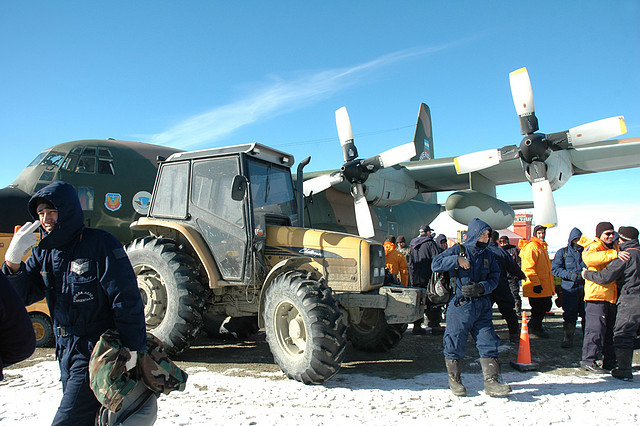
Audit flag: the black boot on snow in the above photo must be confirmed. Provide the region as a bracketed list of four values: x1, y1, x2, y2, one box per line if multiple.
[444, 358, 467, 397]
[611, 347, 634, 381]
[480, 357, 511, 397]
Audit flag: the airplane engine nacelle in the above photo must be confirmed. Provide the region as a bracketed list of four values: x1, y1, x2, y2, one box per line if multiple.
[544, 150, 574, 191]
[445, 190, 515, 230]
[523, 150, 574, 191]
[363, 169, 420, 207]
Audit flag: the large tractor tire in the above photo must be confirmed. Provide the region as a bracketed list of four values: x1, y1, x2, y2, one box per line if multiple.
[263, 270, 347, 384]
[30, 312, 54, 348]
[347, 308, 404, 352]
[125, 237, 207, 356]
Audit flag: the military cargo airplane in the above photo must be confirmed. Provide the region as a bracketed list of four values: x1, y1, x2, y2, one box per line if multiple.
[1, 67, 639, 244]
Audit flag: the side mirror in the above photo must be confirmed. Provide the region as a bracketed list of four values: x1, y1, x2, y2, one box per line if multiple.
[231, 175, 248, 201]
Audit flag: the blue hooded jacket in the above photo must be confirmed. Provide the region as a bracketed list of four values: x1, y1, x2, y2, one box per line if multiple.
[551, 227, 586, 291]
[3, 181, 146, 351]
[432, 218, 500, 300]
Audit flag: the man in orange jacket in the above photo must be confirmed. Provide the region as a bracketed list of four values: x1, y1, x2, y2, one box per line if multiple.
[579, 221, 630, 373]
[520, 225, 555, 338]
[384, 235, 409, 286]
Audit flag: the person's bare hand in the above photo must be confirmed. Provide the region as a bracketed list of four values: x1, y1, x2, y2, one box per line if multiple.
[618, 251, 631, 262]
[457, 256, 470, 269]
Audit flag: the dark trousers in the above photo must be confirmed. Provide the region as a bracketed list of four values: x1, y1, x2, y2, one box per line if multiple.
[490, 283, 519, 323]
[426, 299, 443, 327]
[562, 286, 585, 325]
[528, 296, 552, 331]
[53, 343, 101, 425]
[582, 301, 617, 366]
[508, 278, 522, 313]
[613, 293, 640, 349]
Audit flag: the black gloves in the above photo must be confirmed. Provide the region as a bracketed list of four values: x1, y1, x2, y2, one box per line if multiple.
[461, 282, 485, 298]
[533, 285, 543, 294]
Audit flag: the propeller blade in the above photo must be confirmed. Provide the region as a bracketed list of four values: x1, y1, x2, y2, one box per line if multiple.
[378, 142, 416, 168]
[567, 116, 627, 146]
[361, 142, 417, 173]
[335, 107, 358, 162]
[303, 172, 344, 197]
[352, 183, 375, 238]
[531, 179, 557, 228]
[454, 149, 501, 174]
[509, 67, 539, 134]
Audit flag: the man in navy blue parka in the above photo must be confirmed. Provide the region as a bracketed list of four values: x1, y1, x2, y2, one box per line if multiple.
[432, 218, 510, 397]
[2, 181, 146, 425]
[551, 227, 586, 348]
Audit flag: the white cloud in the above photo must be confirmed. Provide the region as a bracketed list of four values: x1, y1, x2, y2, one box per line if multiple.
[144, 43, 465, 149]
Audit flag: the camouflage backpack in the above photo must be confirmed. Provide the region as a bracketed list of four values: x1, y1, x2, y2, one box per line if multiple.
[90, 329, 188, 412]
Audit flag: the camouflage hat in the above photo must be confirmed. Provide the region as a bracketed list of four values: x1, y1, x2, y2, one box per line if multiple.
[89, 329, 138, 412]
[138, 333, 188, 394]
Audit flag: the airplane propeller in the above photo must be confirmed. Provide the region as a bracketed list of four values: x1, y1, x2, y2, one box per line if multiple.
[454, 67, 627, 227]
[304, 106, 416, 238]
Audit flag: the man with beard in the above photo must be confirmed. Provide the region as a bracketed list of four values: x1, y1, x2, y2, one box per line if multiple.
[582, 226, 639, 380]
[520, 225, 555, 338]
[579, 222, 630, 372]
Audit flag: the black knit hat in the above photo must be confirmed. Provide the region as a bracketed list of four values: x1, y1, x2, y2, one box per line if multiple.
[595, 222, 614, 237]
[618, 226, 639, 241]
[533, 225, 546, 235]
[35, 198, 56, 213]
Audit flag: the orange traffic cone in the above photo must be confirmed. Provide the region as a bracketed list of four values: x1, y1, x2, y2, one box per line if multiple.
[510, 311, 538, 371]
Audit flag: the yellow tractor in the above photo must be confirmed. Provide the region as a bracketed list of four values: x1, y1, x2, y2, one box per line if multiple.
[126, 143, 425, 384]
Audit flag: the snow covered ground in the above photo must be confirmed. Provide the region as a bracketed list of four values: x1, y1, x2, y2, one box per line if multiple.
[1, 351, 638, 425]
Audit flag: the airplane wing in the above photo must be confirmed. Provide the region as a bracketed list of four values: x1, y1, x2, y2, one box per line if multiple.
[401, 136, 640, 192]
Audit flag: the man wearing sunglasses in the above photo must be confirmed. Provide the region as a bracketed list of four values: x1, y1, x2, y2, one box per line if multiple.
[580, 222, 630, 373]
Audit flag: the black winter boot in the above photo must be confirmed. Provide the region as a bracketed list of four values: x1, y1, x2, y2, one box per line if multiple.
[479, 358, 511, 396]
[412, 319, 426, 335]
[561, 322, 576, 348]
[444, 358, 467, 396]
[611, 347, 634, 381]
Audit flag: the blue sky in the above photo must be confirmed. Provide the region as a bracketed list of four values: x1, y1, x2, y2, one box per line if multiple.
[1, 1, 638, 248]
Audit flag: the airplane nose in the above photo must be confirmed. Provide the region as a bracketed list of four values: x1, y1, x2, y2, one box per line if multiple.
[0, 186, 33, 232]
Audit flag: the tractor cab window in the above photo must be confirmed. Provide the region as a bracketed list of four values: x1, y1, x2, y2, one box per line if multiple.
[150, 161, 189, 219]
[247, 158, 296, 221]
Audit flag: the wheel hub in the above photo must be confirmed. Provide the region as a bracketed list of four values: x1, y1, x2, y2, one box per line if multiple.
[274, 301, 307, 356]
[134, 264, 168, 328]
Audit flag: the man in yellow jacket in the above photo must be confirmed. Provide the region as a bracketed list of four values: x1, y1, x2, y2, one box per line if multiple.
[520, 225, 555, 338]
[384, 235, 409, 286]
[579, 221, 630, 373]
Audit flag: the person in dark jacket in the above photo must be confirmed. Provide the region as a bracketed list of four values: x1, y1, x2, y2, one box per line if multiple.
[582, 226, 640, 381]
[551, 227, 587, 348]
[488, 231, 525, 343]
[0, 271, 36, 380]
[2, 181, 146, 425]
[409, 224, 442, 335]
[499, 235, 523, 314]
[432, 218, 511, 397]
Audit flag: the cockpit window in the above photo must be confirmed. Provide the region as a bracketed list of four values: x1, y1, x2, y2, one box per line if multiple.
[75, 156, 96, 174]
[41, 151, 66, 167]
[98, 147, 113, 158]
[27, 151, 47, 167]
[61, 146, 115, 175]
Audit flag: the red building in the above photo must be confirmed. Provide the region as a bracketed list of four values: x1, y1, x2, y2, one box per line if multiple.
[513, 213, 533, 240]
